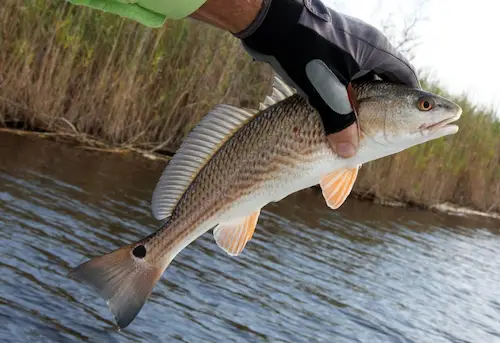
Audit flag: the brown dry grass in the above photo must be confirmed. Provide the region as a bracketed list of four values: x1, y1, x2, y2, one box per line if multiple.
[0, 0, 271, 154]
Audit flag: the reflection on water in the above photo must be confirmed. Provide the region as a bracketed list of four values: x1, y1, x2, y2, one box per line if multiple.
[2, 132, 500, 343]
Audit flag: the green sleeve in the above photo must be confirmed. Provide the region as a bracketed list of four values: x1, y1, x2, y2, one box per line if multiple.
[67, 0, 208, 27]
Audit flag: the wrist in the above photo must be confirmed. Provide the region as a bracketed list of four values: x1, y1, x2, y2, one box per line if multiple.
[189, 0, 264, 33]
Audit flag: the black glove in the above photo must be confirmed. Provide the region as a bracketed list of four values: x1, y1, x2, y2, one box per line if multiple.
[234, 0, 420, 135]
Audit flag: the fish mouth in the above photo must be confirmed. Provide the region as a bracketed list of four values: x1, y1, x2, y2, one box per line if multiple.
[421, 113, 462, 136]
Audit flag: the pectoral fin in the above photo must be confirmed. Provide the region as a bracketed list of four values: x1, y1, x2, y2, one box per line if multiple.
[319, 166, 360, 209]
[213, 210, 261, 256]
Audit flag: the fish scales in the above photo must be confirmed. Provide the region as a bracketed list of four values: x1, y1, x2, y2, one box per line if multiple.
[152, 94, 325, 253]
[69, 74, 463, 329]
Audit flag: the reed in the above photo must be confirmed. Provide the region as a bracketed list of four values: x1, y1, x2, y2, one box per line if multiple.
[0, 0, 271, 153]
[1, 0, 498, 213]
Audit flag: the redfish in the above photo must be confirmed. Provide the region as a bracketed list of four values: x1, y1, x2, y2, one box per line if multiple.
[70, 75, 462, 329]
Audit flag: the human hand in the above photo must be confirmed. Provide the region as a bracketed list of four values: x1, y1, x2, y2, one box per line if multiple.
[235, 0, 420, 158]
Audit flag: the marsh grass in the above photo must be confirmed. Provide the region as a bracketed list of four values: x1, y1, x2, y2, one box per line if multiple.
[0, 0, 271, 152]
[1, 0, 499, 212]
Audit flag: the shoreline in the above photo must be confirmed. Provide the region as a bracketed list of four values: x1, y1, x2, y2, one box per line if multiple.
[3, 127, 500, 222]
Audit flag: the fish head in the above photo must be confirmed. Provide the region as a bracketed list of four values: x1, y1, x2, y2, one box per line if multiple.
[354, 81, 462, 154]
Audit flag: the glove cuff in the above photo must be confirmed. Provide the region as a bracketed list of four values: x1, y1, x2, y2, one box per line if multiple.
[234, 0, 303, 54]
[233, 0, 272, 39]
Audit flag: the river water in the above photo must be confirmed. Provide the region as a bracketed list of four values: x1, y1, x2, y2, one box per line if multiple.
[2, 132, 500, 343]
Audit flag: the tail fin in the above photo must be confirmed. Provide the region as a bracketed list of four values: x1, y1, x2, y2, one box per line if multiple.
[69, 243, 168, 329]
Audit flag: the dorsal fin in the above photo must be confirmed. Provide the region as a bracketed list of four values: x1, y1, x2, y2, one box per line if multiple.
[151, 73, 297, 221]
[259, 73, 297, 111]
[151, 104, 258, 220]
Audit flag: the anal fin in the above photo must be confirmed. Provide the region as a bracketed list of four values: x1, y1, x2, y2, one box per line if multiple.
[319, 166, 360, 209]
[213, 210, 261, 256]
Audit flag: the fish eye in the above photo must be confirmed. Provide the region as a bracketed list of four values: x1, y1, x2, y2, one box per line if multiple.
[417, 97, 434, 111]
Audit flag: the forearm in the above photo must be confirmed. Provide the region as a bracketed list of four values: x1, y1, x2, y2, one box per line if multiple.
[189, 0, 263, 33]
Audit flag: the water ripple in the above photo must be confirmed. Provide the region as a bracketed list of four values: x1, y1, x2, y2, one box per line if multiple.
[2, 133, 500, 343]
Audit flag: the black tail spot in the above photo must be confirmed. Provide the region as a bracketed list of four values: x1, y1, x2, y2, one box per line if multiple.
[132, 245, 147, 258]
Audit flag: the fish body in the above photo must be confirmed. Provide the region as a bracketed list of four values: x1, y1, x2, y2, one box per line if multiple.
[70, 75, 462, 329]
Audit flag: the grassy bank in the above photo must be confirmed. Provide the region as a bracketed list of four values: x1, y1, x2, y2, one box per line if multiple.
[0, 0, 271, 152]
[1, 0, 499, 213]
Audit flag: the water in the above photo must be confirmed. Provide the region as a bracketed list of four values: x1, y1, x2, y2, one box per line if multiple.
[2, 132, 500, 343]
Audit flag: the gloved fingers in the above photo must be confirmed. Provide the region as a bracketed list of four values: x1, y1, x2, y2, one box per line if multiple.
[304, 59, 359, 158]
[305, 59, 353, 115]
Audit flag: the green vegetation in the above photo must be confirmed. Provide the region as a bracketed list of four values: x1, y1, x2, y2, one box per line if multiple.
[1, 0, 499, 213]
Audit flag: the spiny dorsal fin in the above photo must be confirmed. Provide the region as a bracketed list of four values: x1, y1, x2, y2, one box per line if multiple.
[213, 210, 261, 256]
[259, 73, 296, 111]
[151, 105, 258, 220]
[319, 166, 360, 210]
